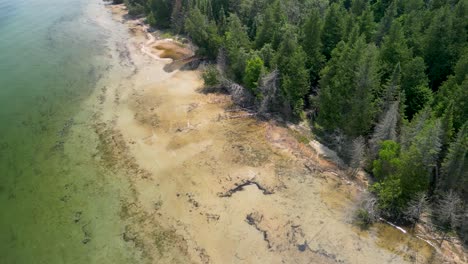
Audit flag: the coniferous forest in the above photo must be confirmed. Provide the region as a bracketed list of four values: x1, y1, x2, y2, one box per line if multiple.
[118, 0, 467, 244]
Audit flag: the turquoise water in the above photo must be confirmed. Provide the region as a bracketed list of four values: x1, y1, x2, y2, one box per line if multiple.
[0, 0, 136, 263]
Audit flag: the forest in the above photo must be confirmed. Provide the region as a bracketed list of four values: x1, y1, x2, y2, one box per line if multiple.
[116, 0, 467, 245]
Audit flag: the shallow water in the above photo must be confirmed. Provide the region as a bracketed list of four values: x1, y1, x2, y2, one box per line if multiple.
[0, 0, 136, 263]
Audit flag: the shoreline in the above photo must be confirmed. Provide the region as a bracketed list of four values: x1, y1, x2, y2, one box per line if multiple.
[90, 3, 463, 263]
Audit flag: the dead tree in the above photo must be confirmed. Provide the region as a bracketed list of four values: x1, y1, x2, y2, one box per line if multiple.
[403, 192, 429, 228]
[369, 101, 399, 158]
[349, 136, 366, 178]
[433, 190, 463, 245]
[354, 192, 380, 228]
[257, 69, 280, 115]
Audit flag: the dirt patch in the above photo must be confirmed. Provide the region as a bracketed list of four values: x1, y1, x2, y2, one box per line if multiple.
[150, 40, 193, 61]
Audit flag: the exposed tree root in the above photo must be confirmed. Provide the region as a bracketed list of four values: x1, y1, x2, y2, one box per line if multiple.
[245, 212, 273, 250]
[218, 180, 273, 197]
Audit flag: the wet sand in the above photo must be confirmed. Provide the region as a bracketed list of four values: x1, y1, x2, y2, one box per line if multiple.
[88, 3, 449, 264]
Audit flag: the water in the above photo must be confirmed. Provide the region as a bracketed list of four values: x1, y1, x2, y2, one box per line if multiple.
[0, 0, 136, 263]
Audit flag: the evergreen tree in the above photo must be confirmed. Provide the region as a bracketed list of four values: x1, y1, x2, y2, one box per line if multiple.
[321, 3, 345, 59]
[374, 0, 397, 45]
[348, 41, 379, 136]
[351, 0, 367, 17]
[440, 101, 455, 153]
[184, 7, 222, 59]
[401, 57, 432, 120]
[301, 8, 324, 85]
[399, 119, 442, 200]
[424, 6, 455, 88]
[370, 102, 399, 157]
[400, 107, 431, 150]
[147, 0, 173, 28]
[379, 21, 411, 80]
[357, 7, 376, 43]
[224, 13, 251, 81]
[318, 36, 379, 136]
[276, 28, 309, 117]
[439, 122, 468, 198]
[243, 55, 264, 96]
[372, 140, 401, 181]
[255, 0, 286, 49]
[434, 51, 468, 130]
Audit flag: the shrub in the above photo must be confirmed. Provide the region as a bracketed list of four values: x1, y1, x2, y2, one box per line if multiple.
[202, 65, 220, 87]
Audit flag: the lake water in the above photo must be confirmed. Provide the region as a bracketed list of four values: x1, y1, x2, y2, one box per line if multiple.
[0, 0, 137, 263]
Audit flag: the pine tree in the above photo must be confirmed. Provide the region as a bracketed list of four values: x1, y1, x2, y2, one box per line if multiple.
[184, 7, 221, 59]
[440, 102, 455, 153]
[370, 102, 399, 157]
[374, 1, 397, 45]
[348, 41, 379, 136]
[349, 136, 366, 177]
[434, 51, 468, 130]
[379, 21, 411, 80]
[318, 36, 379, 136]
[404, 192, 429, 226]
[301, 8, 324, 85]
[255, 0, 285, 49]
[400, 107, 431, 150]
[399, 119, 442, 200]
[424, 6, 455, 88]
[351, 0, 368, 17]
[321, 3, 345, 59]
[439, 122, 468, 197]
[357, 7, 376, 43]
[318, 40, 355, 132]
[148, 0, 173, 28]
[401, 57, 432, 120]
[276, 28, 309, 117]
[434, 190, 463, 238]
[224, 13, 251, 81]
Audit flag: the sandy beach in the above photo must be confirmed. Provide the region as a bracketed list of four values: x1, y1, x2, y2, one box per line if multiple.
[83, 3, 461, 263]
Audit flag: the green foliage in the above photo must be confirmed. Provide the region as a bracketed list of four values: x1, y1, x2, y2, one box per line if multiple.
[224, 13, 251, 82]
[276, 29, 310, 117]
[379, 21, 411, 80]
[318, 36, 379, 136]
[374, 0, 397, 45]
[357, 7, 376, 43]
[321, 3, 345, 59]
[184, 7, 221, 59]
[434, 51, 468, 130]
[355, 208, 372, 228]
[424, 6, 456, 88]
[372, 140, 401, 181]
[243, 56, 264, 96]
[202, 65, 221, 87]
[371, 176, 404, 216]
[399, 119, 442, 199]
[401, 57, 432, 119]
[439, 122, 468, 198]
[147, 0, 172, 28]
[255, 0, 286, 49]
[301, 8, 325, 84]
[258, 44, 275, 69]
